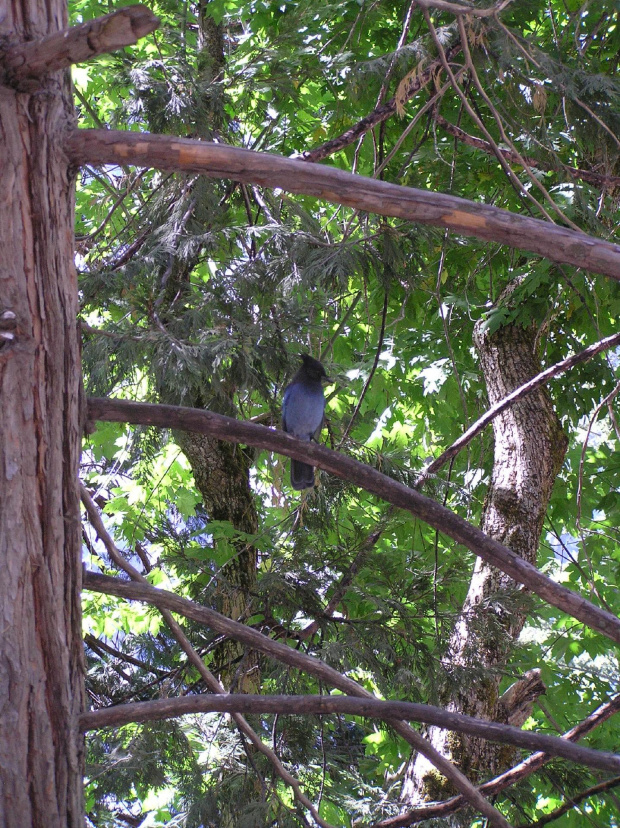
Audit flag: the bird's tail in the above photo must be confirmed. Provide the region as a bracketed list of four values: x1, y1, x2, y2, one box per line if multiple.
[291, 459, 315, 490]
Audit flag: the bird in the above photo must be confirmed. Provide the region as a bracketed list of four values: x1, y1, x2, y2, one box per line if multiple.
[282, 354, 328, 490]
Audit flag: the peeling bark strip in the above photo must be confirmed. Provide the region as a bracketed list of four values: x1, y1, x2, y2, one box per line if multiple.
[86, 397, 620, 645]
[0, 1, 84, 825]
[66, 130, 620, 281]
[77, 684, 620, 774]
[1, 5, 159, 91]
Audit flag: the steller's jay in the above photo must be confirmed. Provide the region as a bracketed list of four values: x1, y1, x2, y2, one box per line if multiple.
[282, 354, 328, 490]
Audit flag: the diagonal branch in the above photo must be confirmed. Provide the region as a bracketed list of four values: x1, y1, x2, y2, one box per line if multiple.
[82, 571, 511, 827]
[421, 330, 620, 480]
[434, 114, 620, 190]
[65, 130, 620, 281]
[372, 693, 620, 825]
[302, 44, 463, 164]
[86, 396, 620, 646]
[514, 775, 620, 828]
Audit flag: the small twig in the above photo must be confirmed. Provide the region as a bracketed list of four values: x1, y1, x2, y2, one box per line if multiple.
[455, 15, 581, 231]
[300, 520, 389, 640]
[423, 12, 553, 221]
[376, 0, 419, 107]
[340, 288, 389, 444]
[576, 379, 620, 599]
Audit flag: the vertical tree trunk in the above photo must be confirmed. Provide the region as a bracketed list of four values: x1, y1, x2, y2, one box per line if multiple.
[402, 315, 567, 806]
[177, 431, 260, 693]
[0, 2, 84, 826]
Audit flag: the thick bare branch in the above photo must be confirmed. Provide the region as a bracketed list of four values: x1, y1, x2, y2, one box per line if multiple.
[86, 396, 620, 646]
[82, 571, 511, 828]
[79, 684, 620, 774]
[66, 130, 620, 281]
[1, 5, 158, 91]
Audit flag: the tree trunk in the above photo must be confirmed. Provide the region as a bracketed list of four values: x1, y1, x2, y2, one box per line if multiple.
[402, 316, 567, 806]
[177, 431, 260, 692]
[0, 3, 84, 826]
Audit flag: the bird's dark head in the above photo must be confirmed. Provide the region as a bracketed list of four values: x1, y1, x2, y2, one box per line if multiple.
[300, 353, 328, 382]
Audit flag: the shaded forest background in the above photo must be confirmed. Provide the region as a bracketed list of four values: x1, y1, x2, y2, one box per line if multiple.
[66, 0, 620, 826]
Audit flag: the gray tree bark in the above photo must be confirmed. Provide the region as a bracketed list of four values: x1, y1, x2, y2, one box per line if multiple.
[402, 313, 568, 806]
[0, 2, 84, 825]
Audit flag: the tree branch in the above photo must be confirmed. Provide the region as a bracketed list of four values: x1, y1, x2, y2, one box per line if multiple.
[1, 6, 159, 91]
[78, 681, 620, 774]
[434, 114, 620, 191]
[86, 396, 620, 646]
[65, 130, 620, 281]
[421, 330, 620, 479]
[82, 570, 512, 828]
[373, 693, 620, 825]
[514, 775, 620, 828]
[80, 485, 337, 828]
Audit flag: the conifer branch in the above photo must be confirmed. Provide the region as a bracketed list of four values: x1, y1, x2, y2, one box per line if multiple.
[1, 6, 158, 91]
[66, 129, 620, 281]
[86, 396, 620, 646]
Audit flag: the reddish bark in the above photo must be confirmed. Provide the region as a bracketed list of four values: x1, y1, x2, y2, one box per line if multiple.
[0, 1, 84, 824]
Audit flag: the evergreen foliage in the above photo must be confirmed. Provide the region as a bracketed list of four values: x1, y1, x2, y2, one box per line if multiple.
[74, 0, 620, 824]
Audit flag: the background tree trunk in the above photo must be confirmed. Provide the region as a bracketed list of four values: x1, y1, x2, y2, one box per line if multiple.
[0, 2, 84, 825]
[402, 312, 568, 806]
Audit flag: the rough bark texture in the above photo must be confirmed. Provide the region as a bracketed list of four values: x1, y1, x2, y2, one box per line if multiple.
[0, 2, 84, 826]
[402, 318, 568, 805]
[2, 5, 159, 91]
